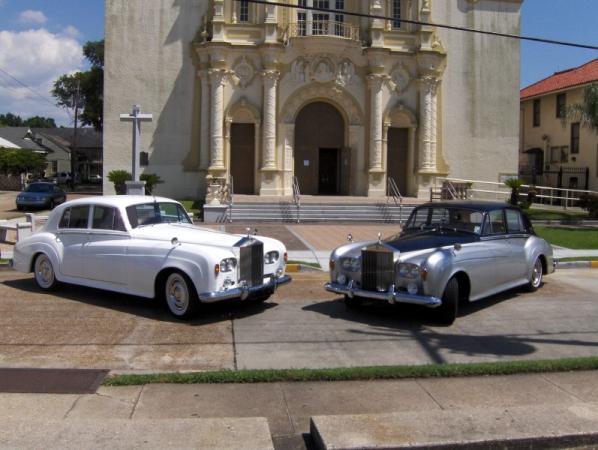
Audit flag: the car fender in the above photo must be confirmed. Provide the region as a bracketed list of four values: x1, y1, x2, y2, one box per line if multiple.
[14, 238, 61, 277]
[525, 235, 553, 276]
[422, 248, 461, 299]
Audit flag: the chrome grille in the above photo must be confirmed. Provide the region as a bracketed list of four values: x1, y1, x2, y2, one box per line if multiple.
[240, 240, 264, 287]
[362, 246, 394, 292]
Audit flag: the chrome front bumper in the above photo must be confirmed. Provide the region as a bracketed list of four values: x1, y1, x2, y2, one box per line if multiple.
[325, 281, 442, 308]
[199, 274, 292, 303]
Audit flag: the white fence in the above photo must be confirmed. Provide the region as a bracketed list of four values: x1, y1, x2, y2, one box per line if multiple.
[434, 177, 597, 210]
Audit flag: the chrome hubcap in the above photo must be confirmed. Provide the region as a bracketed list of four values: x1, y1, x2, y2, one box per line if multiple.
[35, 255, 54, 288]
[166, 274, 189, 315]
[531, 259, 542, 288]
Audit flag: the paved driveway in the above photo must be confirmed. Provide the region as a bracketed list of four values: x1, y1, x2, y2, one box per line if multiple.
[0, 269, 597, 372]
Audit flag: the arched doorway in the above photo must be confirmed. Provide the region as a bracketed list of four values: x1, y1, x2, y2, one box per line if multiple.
[294, 102, 345, 195]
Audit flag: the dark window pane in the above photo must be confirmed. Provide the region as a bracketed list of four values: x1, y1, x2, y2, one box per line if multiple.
[533, 99, 541, 127]
[571, 122, 580, 154]
[488, 210, 506, 234]
[61, 205, 89, 229]
[393, 0, 401, 28]
[506, 209, 523, 233]
[556, 93, 566, 118]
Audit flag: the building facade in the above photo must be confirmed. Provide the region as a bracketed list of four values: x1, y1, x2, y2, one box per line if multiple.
[104, 0, 522, 200]
[520, 58, 598, 192]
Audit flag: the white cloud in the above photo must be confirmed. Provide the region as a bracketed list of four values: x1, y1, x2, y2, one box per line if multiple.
[0, 29, 84, 126]
[19, 10, 48, 25]
[62, 25, 82, 39]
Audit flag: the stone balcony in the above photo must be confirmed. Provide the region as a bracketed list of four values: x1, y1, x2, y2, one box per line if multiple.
[285, 21, 360, 42]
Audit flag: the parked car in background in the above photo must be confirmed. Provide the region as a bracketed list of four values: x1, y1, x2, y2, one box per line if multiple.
[326, 201, 555, 325]
[51, 172, 73, 184]
[16, 182, 66, 211]
[13, 196, 291, 319]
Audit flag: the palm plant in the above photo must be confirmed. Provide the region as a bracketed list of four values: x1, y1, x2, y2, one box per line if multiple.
[504, 177, 523, 206]
[566, 83, 598, 132]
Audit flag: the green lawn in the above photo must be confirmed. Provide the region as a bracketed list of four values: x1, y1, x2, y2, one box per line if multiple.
[287, 260, 322, 269]
[525, 209, 588, 221]
[178, 200, 203, 216]
[535, 226, 598, 249]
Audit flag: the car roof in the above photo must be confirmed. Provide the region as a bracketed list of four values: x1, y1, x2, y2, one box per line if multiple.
[59, 195, 178, 208]
[417, 200, 514, 212]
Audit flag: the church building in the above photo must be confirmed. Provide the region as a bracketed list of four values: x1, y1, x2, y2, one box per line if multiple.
[104, 0, 522, 201]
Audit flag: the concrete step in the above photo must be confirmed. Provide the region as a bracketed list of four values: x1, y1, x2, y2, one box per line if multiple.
[226, 201, 420, 223]
[0, 418, 274, 450]
[310, 403, 598, 450]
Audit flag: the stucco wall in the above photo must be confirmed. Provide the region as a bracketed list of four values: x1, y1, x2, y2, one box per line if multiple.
[436, 0, 522, 183]
[103, 0, 208, 198]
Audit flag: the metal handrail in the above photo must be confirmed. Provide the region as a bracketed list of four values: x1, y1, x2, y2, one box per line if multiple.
[226, 175, 234, 223]
[386, 177, 403, 224]
[437, 177, 598, 210]
[286, 21, 360, 41]
[292, 176, 301, 223]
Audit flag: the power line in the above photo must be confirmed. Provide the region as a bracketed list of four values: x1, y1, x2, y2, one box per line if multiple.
[0, 66, 63, 109]
[241, 0, 598, 51]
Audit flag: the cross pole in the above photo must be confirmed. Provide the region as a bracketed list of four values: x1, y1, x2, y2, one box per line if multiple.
[119, 105, 153, 183]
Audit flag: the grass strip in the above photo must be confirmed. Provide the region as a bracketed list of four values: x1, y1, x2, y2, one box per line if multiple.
[526, 209, 588, 221]
[104, 356, 598, 386]
[287, 260, 322, 269]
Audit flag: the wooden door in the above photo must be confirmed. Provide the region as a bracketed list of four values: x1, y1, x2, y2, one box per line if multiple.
[230, 123, 255, 195]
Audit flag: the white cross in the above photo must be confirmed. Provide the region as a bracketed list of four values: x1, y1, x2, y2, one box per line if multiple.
[120, 105, 153, 182]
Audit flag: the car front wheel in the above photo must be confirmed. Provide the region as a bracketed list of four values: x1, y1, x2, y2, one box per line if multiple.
[435, 277, 459, 325]
[164, 271, 199, 319]
[526, 257, 543, 292]
[34, 254, 59, 291]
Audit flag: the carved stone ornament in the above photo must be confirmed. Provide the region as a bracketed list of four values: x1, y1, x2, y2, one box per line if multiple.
[336, 60, 357, 87]
[311, 57, 336, 83]
[390, 64, 412, 93]
[234, 57, 255, 89]
[290, 57, 309, 83]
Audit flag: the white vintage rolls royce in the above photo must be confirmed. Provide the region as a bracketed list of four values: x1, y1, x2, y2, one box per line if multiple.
[12, 196, 291, 319]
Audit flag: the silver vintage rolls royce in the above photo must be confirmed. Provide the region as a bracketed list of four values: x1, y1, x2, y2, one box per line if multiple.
[325, 201, 555, 324]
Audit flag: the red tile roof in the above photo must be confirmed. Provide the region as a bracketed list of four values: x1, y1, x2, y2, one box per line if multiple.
[520, 58, 598, 100]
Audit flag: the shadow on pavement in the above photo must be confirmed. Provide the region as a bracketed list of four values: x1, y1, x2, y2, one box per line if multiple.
[3, 277, 278, 326]
[302, 288, 598, 363]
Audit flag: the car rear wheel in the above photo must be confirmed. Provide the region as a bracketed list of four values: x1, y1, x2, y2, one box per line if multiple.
[164, 271, 199, 319]
[34, 254, 59, 291]
[49, 200, 55, 210]
[526, 257, 543, 292]
[435, 277, 459, 325]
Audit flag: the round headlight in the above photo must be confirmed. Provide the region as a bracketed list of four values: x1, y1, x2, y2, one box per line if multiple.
[337, 274, 347, 285]
[407, 282, 418, 295]
[265, 251, 279, 264]
[219, 258, 237, 273]
[341, 257, 361, 272]
[398, 263, 421, 279]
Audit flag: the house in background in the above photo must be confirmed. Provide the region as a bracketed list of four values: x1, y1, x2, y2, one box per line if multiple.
[0, 127, 103, 185]
[520, 58, 598, 192]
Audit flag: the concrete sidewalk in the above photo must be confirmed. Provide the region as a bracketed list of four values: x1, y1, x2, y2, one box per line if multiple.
[2, 371, 598, 449]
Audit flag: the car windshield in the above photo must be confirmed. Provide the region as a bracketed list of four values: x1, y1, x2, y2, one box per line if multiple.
[126, 202, 192, 228]
[403, 206, 484, 235]
[25, 183, 52, 193]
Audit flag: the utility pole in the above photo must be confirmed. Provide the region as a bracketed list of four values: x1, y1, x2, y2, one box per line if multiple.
[70, 77, 81, 190]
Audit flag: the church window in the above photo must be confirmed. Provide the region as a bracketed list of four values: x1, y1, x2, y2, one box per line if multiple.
[238, 0, 249, 22]
[392, 0, 401, 29]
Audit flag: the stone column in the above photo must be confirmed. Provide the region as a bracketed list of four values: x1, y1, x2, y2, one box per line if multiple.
[419, 76, 439, 173]
[367, 74, 385, 171]
[261, 70, 279, 170]
[198, 70, 210, 170]
[208, 69, 226, 170]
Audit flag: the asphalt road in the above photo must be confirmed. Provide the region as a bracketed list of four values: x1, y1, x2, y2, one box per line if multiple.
[0, 269, 597, 372]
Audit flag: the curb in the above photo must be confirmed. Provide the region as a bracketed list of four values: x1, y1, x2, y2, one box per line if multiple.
[557, 260, 598, 269]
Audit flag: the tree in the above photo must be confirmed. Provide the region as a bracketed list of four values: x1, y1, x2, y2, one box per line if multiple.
[0, 113, 24, 127]
[52, 40, 104, 131]
[0, 113, 57, 128]
[0, 148, 46, 176]
[566, 83, 598, 132]
[107, 170, 132, 195]
[23, 116, 57, 128]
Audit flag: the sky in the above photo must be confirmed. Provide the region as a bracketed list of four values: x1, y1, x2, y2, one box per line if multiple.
[0, 0, 597, 126]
